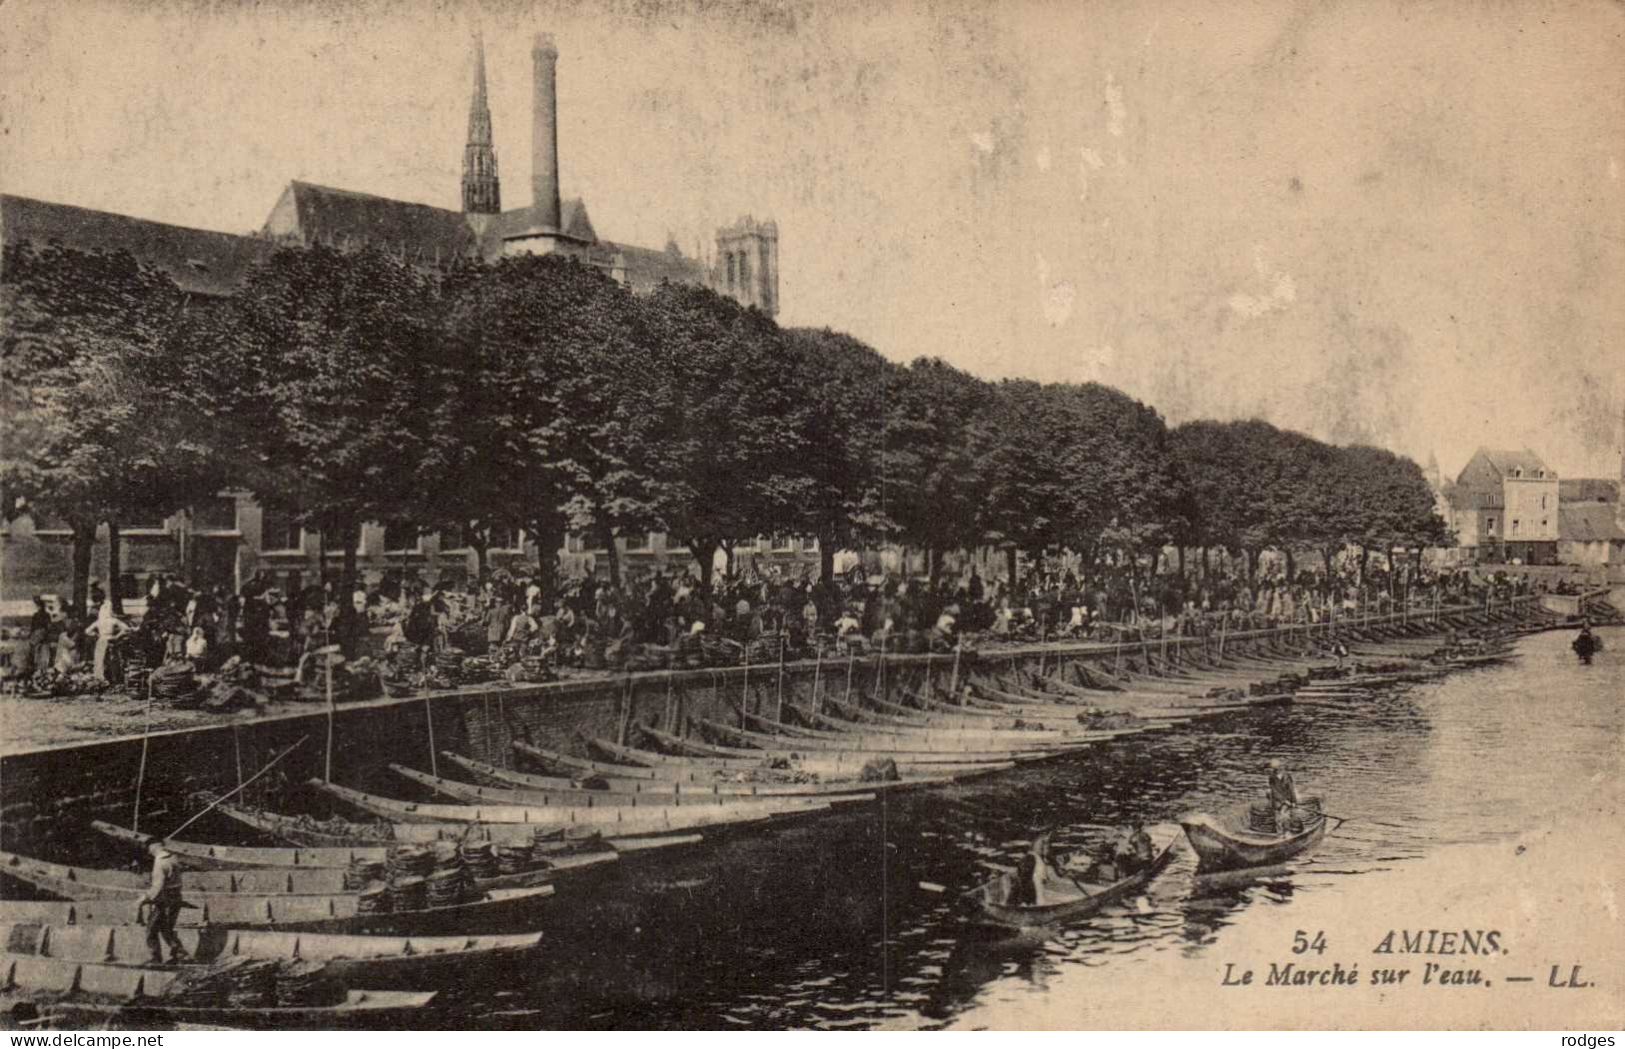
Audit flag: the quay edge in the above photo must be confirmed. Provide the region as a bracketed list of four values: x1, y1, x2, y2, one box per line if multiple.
[0, 597, 1564, 857]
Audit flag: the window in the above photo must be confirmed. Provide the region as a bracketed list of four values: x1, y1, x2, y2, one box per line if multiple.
[565, 534, 587, 554]
[771, 534, 796, 552]
[1486, 516, 1497, 534]
[383, 523, 420, 554]
[1512, 468, 1522, 478]
[440, 523, 466, 551]
[486, 526, 522, 552]
[726, 253, 736, 288]
[623, 532, 650, 551]
[740, 250, 752, 287]
[260, 507, 303, 553]
[122, 509, 169, 531]
[1541, 495, 1547, 510]
[1511, 519, 1520, 534]
[193, 496, 238, 532]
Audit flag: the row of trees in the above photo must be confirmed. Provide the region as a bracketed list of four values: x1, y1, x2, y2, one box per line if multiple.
[1, 240, 1450, 616]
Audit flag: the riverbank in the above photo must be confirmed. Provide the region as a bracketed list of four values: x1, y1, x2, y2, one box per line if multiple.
[951, 784, 1623, 1030]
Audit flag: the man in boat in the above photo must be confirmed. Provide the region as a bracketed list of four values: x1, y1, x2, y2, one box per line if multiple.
[1572, 622, 1599, 664]
[140, 841, 189, 964]
[1126, 821, 1155, 874]
[1267, 760, 1299, 836]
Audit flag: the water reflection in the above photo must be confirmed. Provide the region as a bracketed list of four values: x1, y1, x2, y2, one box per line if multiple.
[456, 626, 1621, 1029]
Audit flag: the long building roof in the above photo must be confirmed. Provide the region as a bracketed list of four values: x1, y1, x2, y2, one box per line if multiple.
[1, 193, 270, 297]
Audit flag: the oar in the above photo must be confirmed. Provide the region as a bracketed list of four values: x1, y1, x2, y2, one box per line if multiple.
[164, 735, 309, 840]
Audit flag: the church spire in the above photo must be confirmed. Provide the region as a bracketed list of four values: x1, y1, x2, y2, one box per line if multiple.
[462, 33, 500, 215]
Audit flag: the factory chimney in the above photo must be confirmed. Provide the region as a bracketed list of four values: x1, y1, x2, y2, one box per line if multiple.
[531, 33, 561, 231]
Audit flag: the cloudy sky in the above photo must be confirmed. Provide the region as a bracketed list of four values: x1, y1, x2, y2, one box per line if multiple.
[4, 0, 1622, 479]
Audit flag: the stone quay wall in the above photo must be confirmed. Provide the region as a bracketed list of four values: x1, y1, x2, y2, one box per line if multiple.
[0, 599, 1543, 858]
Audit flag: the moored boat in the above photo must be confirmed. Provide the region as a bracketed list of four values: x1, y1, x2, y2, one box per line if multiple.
[0, 882, 555, 936]
[311, 778, 844, 830]
[85, 821, 618, 884]
[388, 763, 878, 810]
[0, 921, 539, 989]
[203, 798, 697, 853]
[0, 954, 436, 1028]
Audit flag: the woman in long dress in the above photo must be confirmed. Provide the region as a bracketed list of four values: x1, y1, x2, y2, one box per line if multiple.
[86, 601, 131, 682]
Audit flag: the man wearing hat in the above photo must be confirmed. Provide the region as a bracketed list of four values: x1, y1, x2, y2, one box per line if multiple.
[140, 841, 189, 964]
[1267, 760, 1299, 837]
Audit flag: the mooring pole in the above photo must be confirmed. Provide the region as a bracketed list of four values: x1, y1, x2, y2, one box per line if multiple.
[232, 723, 244, 790]
[811, 648, 823, 711]
[843, 650, 855, 707]
[132, 673, 155, 833]
[949, 640, 963, 696]
[423, 694, 438, 777]
[775, 636, 786, 724]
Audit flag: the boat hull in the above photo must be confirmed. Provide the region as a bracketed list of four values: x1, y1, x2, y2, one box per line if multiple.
[1179, 811, 1327, 871]
[978, 844, 1177, 927]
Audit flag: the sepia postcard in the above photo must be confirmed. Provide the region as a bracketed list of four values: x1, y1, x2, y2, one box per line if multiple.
[0, 0, 1620, 1033]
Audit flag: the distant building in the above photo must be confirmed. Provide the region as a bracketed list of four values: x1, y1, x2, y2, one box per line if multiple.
[1442, 448, 1560, 565]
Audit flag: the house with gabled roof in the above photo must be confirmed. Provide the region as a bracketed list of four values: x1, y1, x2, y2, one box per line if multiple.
[1444, 448, 1560, 564]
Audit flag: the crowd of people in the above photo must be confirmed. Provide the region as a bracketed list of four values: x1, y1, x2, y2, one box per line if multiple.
[8, 555, 1553, 691]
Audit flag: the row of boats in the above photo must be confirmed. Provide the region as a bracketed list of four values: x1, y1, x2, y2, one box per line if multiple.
[0, 610, 1540, 1027]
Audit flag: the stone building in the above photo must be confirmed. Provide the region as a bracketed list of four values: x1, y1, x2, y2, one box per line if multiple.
[1441, 448, 1560, 565]
[1, 31, 808, 615]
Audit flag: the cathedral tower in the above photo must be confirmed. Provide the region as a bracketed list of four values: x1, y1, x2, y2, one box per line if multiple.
[714, 216, 779, 316]
[461, 34, 501, 215]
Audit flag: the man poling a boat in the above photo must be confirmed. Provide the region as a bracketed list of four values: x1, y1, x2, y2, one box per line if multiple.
[1572, 621, 1600, 665]
[138, 841, 191, 964]
[1267, 760, 1299, 838]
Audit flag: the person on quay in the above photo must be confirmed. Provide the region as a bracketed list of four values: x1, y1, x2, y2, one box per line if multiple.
[86, 601, 131, 683]
[141, 841, 189, 964]
[1267, 759, 1299, 836]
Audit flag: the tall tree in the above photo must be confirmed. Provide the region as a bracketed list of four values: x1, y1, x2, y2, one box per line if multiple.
[1, 242, 226, 615]
[641, 284, 811, 590]
[784, 328, 896, 580]
[883, 358, 992, 580]
[212, 244, 443, 590]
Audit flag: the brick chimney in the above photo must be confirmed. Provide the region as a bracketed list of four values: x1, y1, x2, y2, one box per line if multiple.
[531, 33, 561, 231]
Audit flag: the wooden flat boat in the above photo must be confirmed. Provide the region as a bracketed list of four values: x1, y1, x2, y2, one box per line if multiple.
[389, 763, 876, 810]
[0, 882, 554, 936]
[0, 921, 540, 989]
[86, 821, 618, 884]
[202, 798, 696, 855]
[447, 750, 938, 798]
[1179, 810, 1328, 872]
[594, 733, 1019, 777]
[977, 843, 1177, 927]
[312, 778, 840, 830]
[691, 717, 1087, 756]
[633, 725, 1043, 765]
[0, 955, 436, 1027]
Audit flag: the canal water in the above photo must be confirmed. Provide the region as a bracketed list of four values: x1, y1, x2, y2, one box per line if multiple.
[451, 625, 1621, 1029]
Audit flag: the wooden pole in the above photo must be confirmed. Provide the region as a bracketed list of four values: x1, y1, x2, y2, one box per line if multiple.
[811, 648, 823, 711]
[424, 694, 438, 777]
[132, 673, 155, 833]
[166, 736, 308, 841]
[949, 640, 962, 696]
[775, 636, 786, 724]
[232, 724, 244, 790]
[497, 693, 509, 768]
[843, 650, 855, 707]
